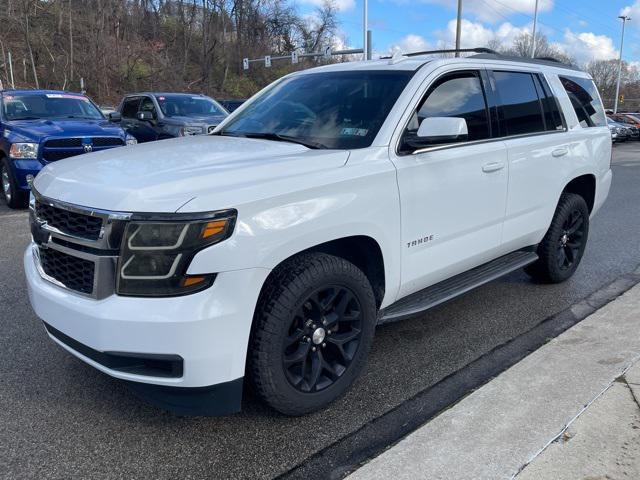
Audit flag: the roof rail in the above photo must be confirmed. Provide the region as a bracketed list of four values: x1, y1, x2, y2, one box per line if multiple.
[470, 53, 581, 71]
[379, 47, 497, 60]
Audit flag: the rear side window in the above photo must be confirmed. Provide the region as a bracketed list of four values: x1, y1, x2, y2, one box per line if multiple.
[493, 71, 545, 136]
[559, 76, 606, 128]
[535, 75, 564, 131]
[400, 71, 490, 151]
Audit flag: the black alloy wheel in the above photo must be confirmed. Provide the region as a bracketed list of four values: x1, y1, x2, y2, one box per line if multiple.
[556, 208, 586, 271]
[283, 285, 363, 393]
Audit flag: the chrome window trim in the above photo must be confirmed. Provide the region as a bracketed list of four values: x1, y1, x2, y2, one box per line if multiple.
[407, 129, 568, 156]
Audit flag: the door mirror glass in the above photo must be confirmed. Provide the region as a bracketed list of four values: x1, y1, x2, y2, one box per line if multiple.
[137, 111, 154, 121]
[417, 117, 468, 141]
[108, 111, 122, 122]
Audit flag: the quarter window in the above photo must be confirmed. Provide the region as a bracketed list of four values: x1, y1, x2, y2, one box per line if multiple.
[535, 75, 564, 131]
[494, 71, 545, 136]
[400, 71, 490, 152]
[559, 76, 606, 128]
[121, 97, 140, 119]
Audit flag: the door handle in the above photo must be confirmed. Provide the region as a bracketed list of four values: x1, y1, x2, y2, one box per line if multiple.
[552, 148, 569, 157]
[482, 161, 505, 173]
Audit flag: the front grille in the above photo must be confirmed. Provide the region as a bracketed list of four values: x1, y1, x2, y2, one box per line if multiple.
[44, 138, 83, 148]
[36, 202, 103, 240]
[42, 150, 84, 162]
[92, 137, 124, 147]
[39, 247, 95, 294]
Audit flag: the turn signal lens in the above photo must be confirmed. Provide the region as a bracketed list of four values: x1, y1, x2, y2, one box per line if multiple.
[202, 220, 228, 238]
[181, 276, 207, 287]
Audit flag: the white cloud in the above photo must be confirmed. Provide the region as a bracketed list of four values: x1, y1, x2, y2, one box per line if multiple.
[556, 29, 618, 63]
[387, 34, 431, 54]
[435, 19, 530, 49]
[299, 0, 355, 11]
[621, 1, 640, 18]
[420, 0, 553, 23]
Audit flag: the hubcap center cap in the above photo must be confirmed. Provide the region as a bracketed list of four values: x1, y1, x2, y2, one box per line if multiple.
[312, 327, 326, 345]
[561, 233, 569, 246]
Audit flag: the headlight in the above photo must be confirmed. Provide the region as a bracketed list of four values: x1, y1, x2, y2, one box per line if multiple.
[116, 210, 236, 297]
[125, 135, 137, 146]
[9, 142, 38, 159]
[180, 126, 204, 136]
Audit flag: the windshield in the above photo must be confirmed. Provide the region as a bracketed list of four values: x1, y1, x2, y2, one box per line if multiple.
[2, 93, 103, 121]
[156, 95, 227, 117]
[219, 71, 414, 149]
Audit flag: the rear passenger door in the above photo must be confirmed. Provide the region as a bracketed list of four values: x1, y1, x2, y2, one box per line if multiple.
[392, 69, 509, 298]
[492, 70, 571, 252]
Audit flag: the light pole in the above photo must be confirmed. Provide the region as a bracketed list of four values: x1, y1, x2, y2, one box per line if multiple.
[363, 0, 368, 61]
[455, 0, 462, 57]
[530, 0, 539, 57]
[614, 15, 630, 114]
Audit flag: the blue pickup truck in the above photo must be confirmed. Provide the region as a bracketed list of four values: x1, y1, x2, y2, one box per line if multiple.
[0, 90, 135, 208]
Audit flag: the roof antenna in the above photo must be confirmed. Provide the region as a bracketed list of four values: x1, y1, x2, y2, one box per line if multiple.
[388, 50, 405, 65]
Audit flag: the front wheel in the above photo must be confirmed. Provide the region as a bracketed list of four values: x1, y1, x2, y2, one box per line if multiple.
[525, 192, 590, 283]
[1, 158, 28, 209]
[249, 252, 377, 415]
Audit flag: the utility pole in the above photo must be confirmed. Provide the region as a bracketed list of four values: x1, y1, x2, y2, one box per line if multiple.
[530, 0, 539, 57]
[363, 0, 368, 60]
[455, 0, 462, 56]
[614, 15, 630, 114]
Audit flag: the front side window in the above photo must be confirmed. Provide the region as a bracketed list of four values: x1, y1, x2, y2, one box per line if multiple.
[2, 93, 104, 121]
[219, 71, 414, 149]
[400, 71, 490, 152]
[139, 97, 157, 118]
[121, 97, 141, 119]
[156, 95, 227, 118]
[559, 75, 606, 128]
[494, 71, 545, 136]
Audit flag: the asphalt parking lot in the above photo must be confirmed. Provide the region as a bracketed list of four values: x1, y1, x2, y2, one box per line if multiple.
[2, 142, 640, 480]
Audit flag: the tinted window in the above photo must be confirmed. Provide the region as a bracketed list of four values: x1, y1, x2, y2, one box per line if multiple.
[139, 97, 157, 118]
[2, 93, 103, 121]
[220, 71, 414, 149]
[121, 97, 140, 119]
[494, 71, 545, 136]
[156, 95, 227, 117]
[535, 75, 564, 131]
[559, 76, 606, 128]
[401, 71, 490, 151]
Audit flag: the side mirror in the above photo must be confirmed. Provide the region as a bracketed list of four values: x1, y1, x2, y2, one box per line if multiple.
[137, 111, 154, 122]
[417, 117, 468, 142]
[108, 112, 122, 122]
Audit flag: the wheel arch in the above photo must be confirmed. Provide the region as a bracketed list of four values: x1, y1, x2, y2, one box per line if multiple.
[255, 235, 387, 311]
[562, 174, 596, 214]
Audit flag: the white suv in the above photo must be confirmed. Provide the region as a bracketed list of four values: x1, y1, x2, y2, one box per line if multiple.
[25, 50, 612, 416]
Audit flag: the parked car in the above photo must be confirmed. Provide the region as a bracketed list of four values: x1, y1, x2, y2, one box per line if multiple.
[99, 105, 117, 116]
[219, 99, 246, 113]
[115, 92, 228, 143]
[0, 90, 135, 208]
[607, 118, 632, 142]
[608, 113, 640, 139]
[25, 51, 611, 416]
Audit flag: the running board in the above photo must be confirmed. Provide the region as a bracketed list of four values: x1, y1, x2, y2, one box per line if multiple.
[379, 250, 538, 324]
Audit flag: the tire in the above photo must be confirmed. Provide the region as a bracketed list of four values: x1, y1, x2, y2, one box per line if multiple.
[249, 252, 377, 416]
[525, 192, 590, 283]
[1, 158, 28, 209]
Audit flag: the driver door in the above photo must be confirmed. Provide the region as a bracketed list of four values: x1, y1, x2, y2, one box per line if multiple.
[391, 69, 509, 298]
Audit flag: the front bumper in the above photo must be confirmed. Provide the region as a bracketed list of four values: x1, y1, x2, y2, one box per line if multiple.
[10, 158, 41, 190]
[25, 245, 270, 414]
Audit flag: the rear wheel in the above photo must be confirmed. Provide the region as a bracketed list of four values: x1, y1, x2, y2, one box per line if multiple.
[249, 252, 377, 415]
[525, 192, 589, 283]
[1, 158, 28, 209]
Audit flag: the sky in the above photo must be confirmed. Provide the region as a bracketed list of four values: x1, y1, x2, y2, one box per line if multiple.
[297, 0, 640, 66]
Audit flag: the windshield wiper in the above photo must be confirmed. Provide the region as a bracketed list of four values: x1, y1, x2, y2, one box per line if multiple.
[215, 131, 325, 149]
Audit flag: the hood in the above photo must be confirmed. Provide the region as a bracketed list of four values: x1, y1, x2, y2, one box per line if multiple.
[34, 135, 349, 212]
[7, 119, 125, 140]
[164, 114, 227, 125]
